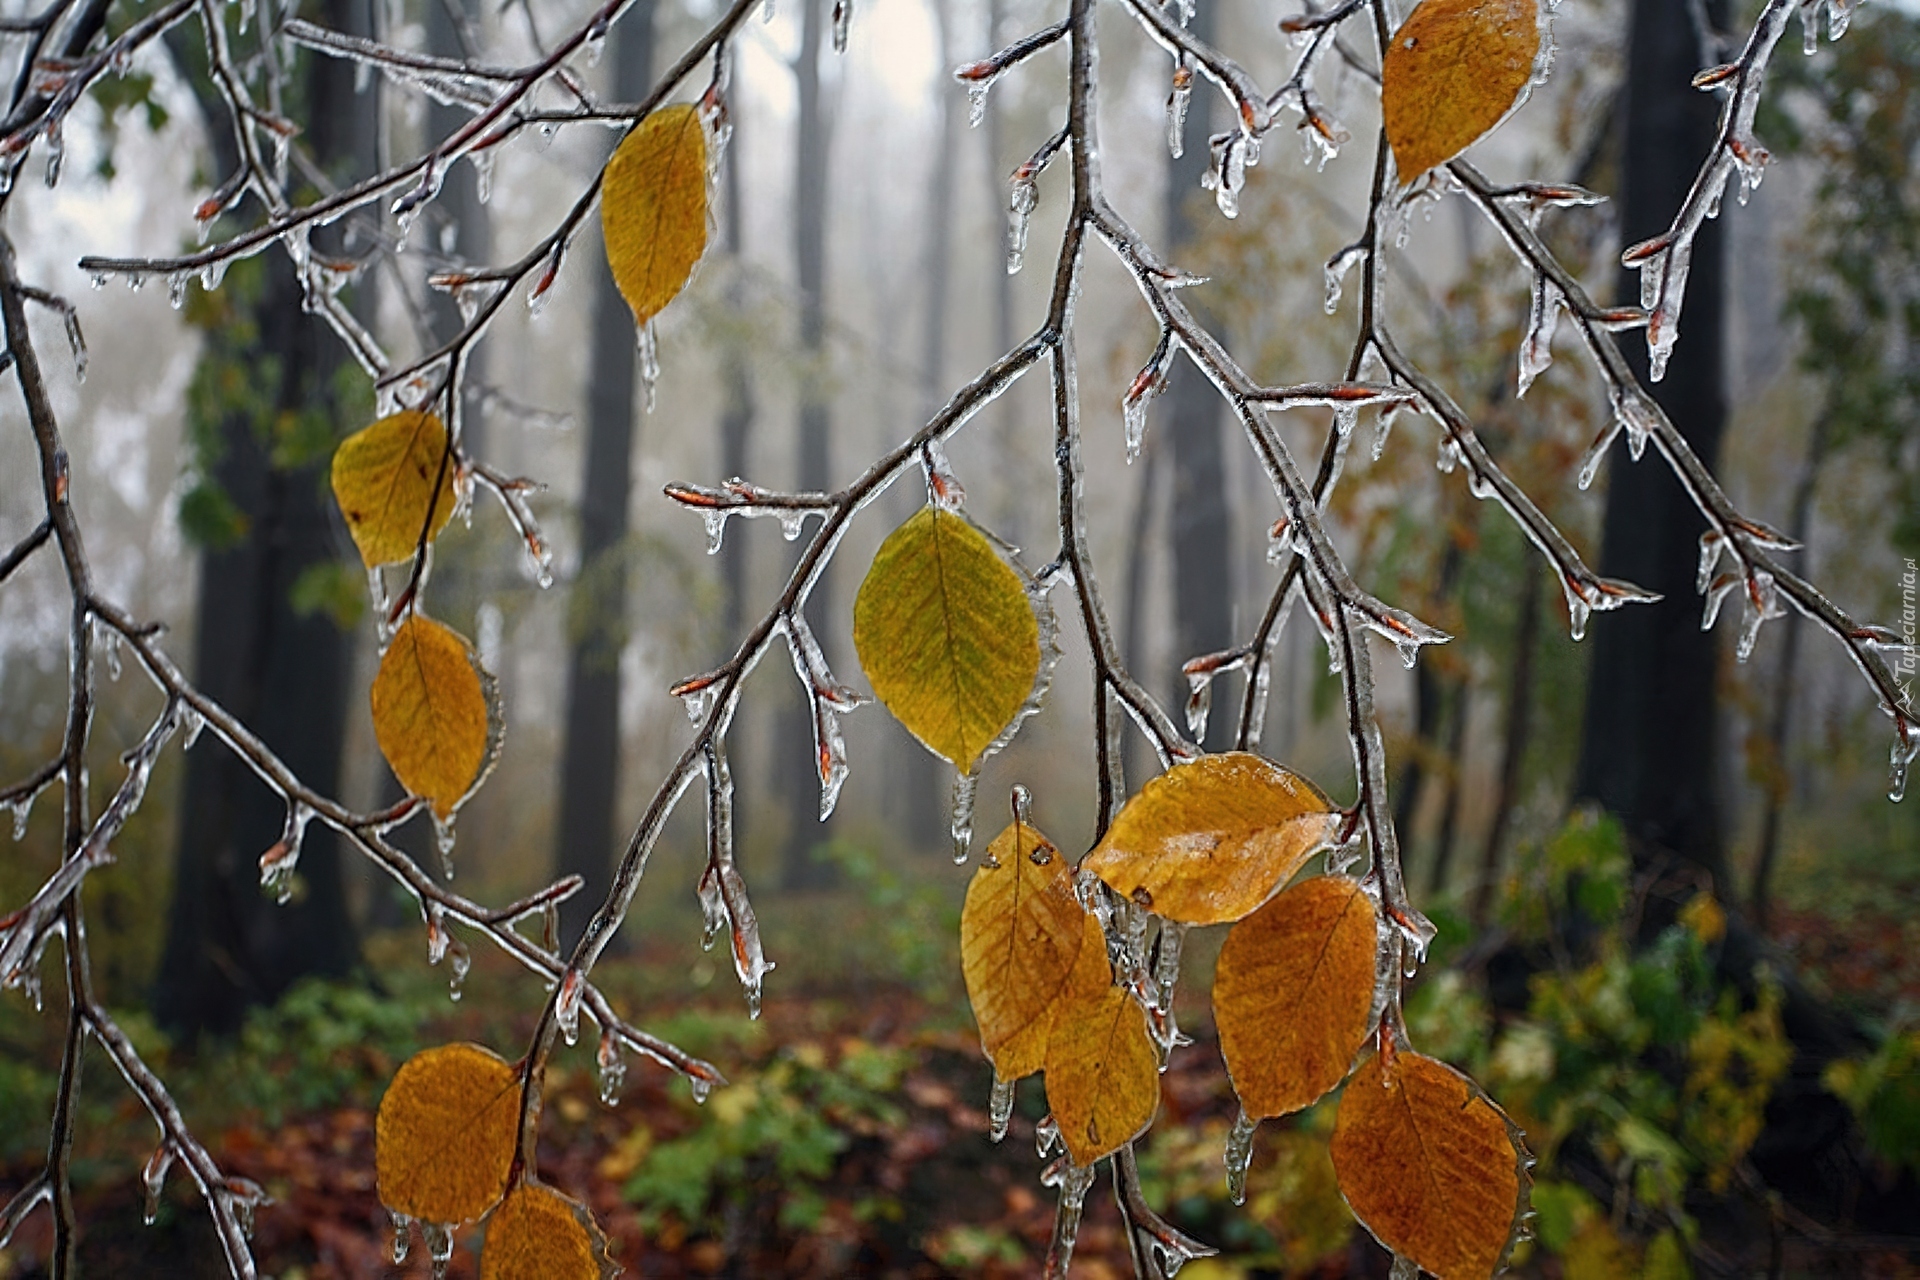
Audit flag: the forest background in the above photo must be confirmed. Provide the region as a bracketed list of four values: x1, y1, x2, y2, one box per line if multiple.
[0, 0, 1916, 1273]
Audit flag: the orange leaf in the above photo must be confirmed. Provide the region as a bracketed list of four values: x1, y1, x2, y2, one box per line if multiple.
[482, 1181, 610, 1280]
[602, 103, 709, 328]
[1043, 939, 1158, 1166]
[1330, 1049, 1528, 1280]
[376, 1043, 521, 1226]
[372, 615, 494, 819]
[1214, 875, 1378, 1118]
[1083, 753, 1339, 925]
[330, 409, 458, 568]
[961, 819, 1103, 1081]
[1381, 0, 1540, 179]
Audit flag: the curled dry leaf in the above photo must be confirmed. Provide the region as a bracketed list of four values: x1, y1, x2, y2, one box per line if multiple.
[1083, 753, 1339, 925]
[1043, 933, 1158, 1167]
[482, 1181, 611, 1280]
[1214, 875, 1378, 1118]
[1330, 1048, 1528, 1280]
[372, 615, 491, 818]
[852, 506, 1040, 771]
[376, 1043, 521, 1226]
[330, 409, 458, 568]
[602, 101, 709, 328]
[1381, 0, 1541, 179]
[961, 819, 1103, 1081]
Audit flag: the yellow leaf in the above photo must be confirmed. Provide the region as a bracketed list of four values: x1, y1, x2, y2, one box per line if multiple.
[482, 1181, 610, 1280]
[373, 615, 492, 818]
[330, 409, 458, 568]
[961, 819, 1104, 1081]
[602, 103, 709, 328]
[852, 506, 1040, 771]
[1083, 753, 1339, 925]
[1043, 940, 1158, 1166]
[1330, 1049, 1528, 1280]
[1381, 0, 1540, 179]
[1214, 875, 1378, 1118]
[376, 1043, 521, 1226]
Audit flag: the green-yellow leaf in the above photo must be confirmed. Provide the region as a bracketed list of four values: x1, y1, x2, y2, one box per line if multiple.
[602, 102, 709, 328]
[1043, 942, 1159, 1167]
[330, 410, 457, 568]
[1083, 753, 1339, 925]
[1214, 875, 1378, 1118]
[1381, 0, 1540, 180]
[853, 506, 1039, 771]
[482, 1181, 610, 1280]
[376, 1043, 521, 1226]
[1330, 1049, 1529, 1279]
[961, 819, 1103, 1081]
[372, 615, 492, 818]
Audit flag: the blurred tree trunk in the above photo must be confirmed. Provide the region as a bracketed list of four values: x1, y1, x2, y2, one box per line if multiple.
[893, 0, 958, 852]
[1574, 0, 1729, 890]
[555, 0, 655, 951]
[1160, 0, 1232, 753]
[155, 0, 379, 1038]
[777, 0, 836, 887]
[1473, 565, 1539, 924]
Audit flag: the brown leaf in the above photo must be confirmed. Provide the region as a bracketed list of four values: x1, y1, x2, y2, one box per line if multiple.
[1043, 939, 1158, 1167]
[1381, 0, 1540, 179]
[602, 102, 708, 328]
[481, 1181, 610, 1280]
[376, 1043, 521, 1226]
[1083, 753, 1339, 925]
[372, 615, 492, 818]
[1330, 1048, 1528, 1279]
[961, 819, 1103, 1081]
[1214, 875, 1378, 1118]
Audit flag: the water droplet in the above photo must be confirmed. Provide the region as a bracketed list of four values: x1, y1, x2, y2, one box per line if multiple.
[597, 1031, 626, 1105]
[556, 967, 584, 1046]
[691, 1074, 713, 1103]
[445, 934, 471, 1001]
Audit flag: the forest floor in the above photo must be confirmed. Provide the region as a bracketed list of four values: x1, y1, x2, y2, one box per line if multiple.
[1, 881, 1917, 1279]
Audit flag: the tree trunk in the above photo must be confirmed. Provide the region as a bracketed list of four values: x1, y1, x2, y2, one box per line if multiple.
[1161, 0, 1232, 754]
[1472, 565, 1538, 924]
[155, 0, 379, 1038]
[893, 0, 959, 852]
[554, 0, 655, 951]
[777, 0, 837, 888]
[1573, 0, 1729, 890]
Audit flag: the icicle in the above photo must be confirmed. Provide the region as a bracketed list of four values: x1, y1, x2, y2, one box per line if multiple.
[701, 509, 732, 555]
[1435, 437, 1463, 474]
[1153, 921, 1186, 1014]
[258, 803, 312, 905]
[1324, 244, 1365, 314]
[1518, 275, 1561, 397]
[422, 1221, 454, 1278]
[44, 128, 63, 188]
[1736, 571, 1784, 663]
[1122, 334, 1173, 460]
[637, 320, 660, 414]
[951, 767, 979, 863]
[1890, 723, 1916, 803]
[1041, 1159, 1099, 1279]
[556, 967, 585, 1045]
[1166, 63, 1192, 159]
[698, 862, 727, 950]
[1563, 582, 1592, 643]
[1035, 1112, 1062, 1158]
[389, 1212, 413, 1265]
[444, 933, 471, 1001]
[831, 0, 851, 51]
[1007, 176, 1037, 275]
[1696, 530, 1726, 593]
[1184, 669, 1212, 741]
[1224, 1108, 1257, 1205]
[1372, 401, 1404, 462]
[1701, 572, 1741, 631]
[597, 1029, 627, 1105]
[142, 1143, 175, 1224]
[1389, 1254, 1419, 1280]
[6, 796, 28, 841]
[690, 1074, 713, 1103]
[967, 79, 992, 128]
[432, 811, 457, 880]
[989, 1073, 1016, 1142]
[167, 272, 188, 310]
[1200, 131, 1250, 219]
[813, 699, 850, 820]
